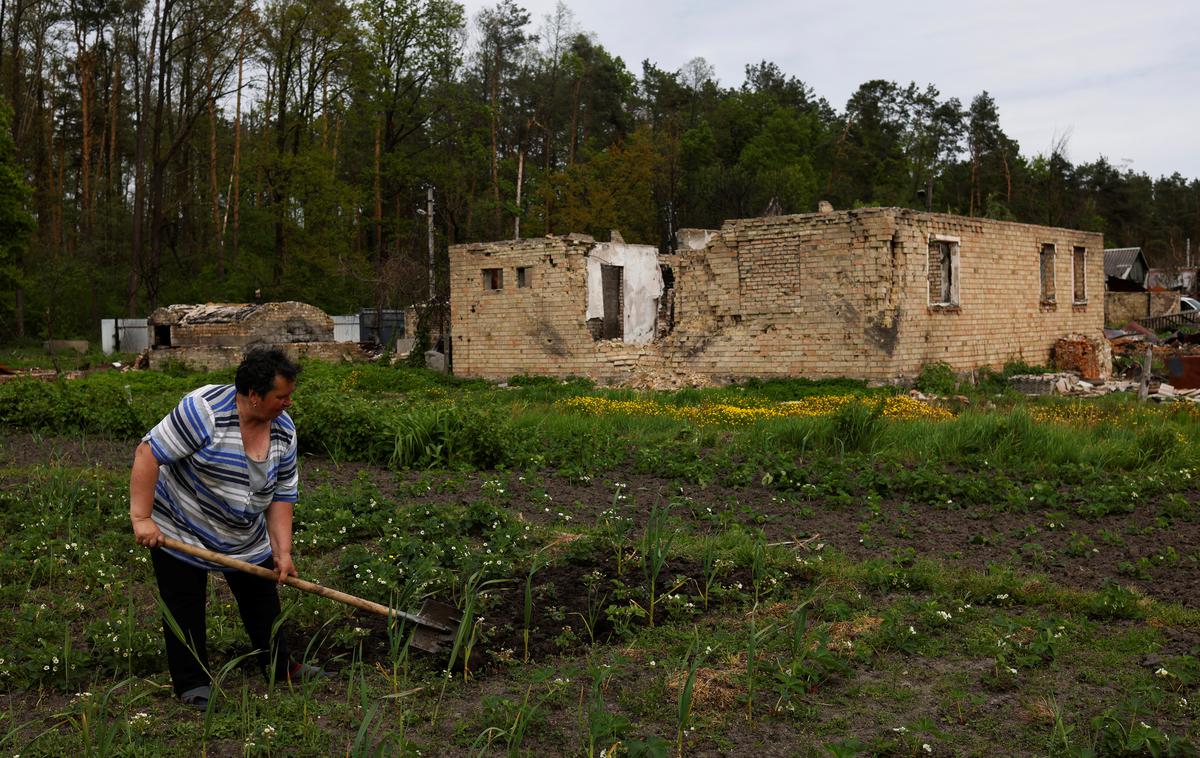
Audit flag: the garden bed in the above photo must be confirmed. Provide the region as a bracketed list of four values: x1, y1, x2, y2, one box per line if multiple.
[1, 364, 1198, 756]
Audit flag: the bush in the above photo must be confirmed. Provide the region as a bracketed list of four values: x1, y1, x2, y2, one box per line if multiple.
[0, 372, 195, 437]
[386, 403, 514, 469]
[823, 398, 885, 454]
[915, 362, 958, 395]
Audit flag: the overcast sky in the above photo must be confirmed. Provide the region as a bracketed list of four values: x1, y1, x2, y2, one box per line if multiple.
[459, 0, 1200, 181]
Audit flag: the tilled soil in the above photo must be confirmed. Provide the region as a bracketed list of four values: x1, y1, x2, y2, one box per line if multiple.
[4, 431, 1198, 609]
[4, 431, 1200, 756]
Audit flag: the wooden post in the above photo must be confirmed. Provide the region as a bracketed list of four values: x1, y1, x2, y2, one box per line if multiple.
[1138, 346, 1153, 401]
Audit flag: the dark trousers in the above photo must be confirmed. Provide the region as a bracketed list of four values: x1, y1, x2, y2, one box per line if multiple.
[151, 548, 291, 695]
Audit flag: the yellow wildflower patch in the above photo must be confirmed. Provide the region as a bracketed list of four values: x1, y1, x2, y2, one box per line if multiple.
[1027, 403, 1111, 426]
[1027, 401, 1200, 428]
[558, 394, 952, 425]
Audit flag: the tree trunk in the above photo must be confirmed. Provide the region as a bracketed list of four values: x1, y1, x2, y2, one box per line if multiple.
[514, 146, 523, 239]
[464, 174, 476, 239]
[331, 113, 341, 163]
[77, 51, 94, 223]
[272, 85, 287, 286]
[320, 71, 328, 149]
[969, 150, 978, 217]
[9, 0, 24, 335]
[146, 0, 172, 309]
[568, 76, 581, 166]
[489, 52, 501, 238]
[128, 0, 161, 317]
[373, 119, 382, 260]
[209, 92, 222, 277]
[1002, 150, 1012, 203]
[107, 50, 121, 199]
[231, 24, 243, 265]
[8, 0, 23, 142]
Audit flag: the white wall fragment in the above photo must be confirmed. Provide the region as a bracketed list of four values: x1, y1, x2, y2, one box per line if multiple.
[586, 239, 664, 344]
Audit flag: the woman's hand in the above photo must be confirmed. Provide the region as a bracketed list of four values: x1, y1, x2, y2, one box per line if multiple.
[274, 552, 297, 583]
[132, 515, 165, 548]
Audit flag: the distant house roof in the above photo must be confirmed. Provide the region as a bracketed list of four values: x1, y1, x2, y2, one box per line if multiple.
[150, 303, 261, 325]
[1104, 248, 1142, 278]
[1104, 247, 1148, 283]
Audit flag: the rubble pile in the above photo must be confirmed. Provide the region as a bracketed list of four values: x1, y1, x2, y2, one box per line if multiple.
[1006, 372, 1200, 402]
[1106, 320, 1200, 391]
[993, 322, 1200, 402]
[625, 369, 712, 390]
[1053, 334, 1111, 381]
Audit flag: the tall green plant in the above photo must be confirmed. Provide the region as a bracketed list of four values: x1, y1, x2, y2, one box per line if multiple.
[676, 633, 705, 757]
[641, 502, 676, 627]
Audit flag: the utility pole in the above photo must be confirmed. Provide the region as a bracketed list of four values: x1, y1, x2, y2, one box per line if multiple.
[514, 148, 524, 240]
[426, 186, 436, 301]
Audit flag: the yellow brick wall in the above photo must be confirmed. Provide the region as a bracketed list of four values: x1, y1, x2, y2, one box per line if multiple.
[1104, 291, 1178, 327]
[449, 209, 1105, 383]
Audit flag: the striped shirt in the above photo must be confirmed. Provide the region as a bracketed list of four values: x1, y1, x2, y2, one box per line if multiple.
[143, 384, 299, 570]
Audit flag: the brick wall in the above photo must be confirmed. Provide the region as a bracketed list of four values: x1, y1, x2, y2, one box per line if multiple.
[449, 209, 1105, 383]
[146, 302, 354, 370]
[149, 302, 334, 348]
[1104, 291, 1178, 327]
[147, 342, 365, 371]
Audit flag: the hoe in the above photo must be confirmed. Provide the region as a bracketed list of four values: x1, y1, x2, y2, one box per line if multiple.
[162, 537, 462, 655]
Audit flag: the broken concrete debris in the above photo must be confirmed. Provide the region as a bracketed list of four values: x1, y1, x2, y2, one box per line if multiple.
[1052, 334, 1111, 381]
[1105, 320, 1200, 391]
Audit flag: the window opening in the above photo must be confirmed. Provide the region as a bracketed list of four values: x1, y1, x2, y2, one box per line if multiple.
[657, 264, 676, 338]
[927, 238, 959, 306]
[482, 268, 503, 290]
[1072, 247, 1087, 304]
[600, 264, 623, 340]
[516, 266, 530, 288]
[1040, 244, 1056, 303]
[153, 325, 172, 348]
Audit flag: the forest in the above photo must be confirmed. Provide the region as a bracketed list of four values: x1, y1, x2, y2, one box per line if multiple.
[0, 0, 1197, 341]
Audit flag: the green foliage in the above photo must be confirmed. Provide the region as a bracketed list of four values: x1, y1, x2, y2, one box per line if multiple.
[915, 361, 959, 395]
[823, 398, 885, 455]
[0, 373, 194, 437]
[1090, 701, 1197, 756]
[5, 372, 1200, 755]
[4, 0, 1198, 345]
[0, 98, 34, 331]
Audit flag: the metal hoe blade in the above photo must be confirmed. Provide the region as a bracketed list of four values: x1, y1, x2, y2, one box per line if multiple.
[394, 599, 463, 655]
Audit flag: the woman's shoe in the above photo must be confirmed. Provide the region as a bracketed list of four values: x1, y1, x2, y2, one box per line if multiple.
[179, 685, 211, 710]
[288, 662, 332, 683]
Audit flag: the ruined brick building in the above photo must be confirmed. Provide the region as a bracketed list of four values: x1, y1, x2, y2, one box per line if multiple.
[147, 302, 364, 370]
[449, 208, 1104, 385]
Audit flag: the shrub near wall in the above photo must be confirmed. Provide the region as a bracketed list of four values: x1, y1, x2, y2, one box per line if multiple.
[291, 391, 515, 470]
[0, 373, 202, 438]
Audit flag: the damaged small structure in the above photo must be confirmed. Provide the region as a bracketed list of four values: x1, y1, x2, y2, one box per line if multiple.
[1103, 247, 1179, 327]
[449, 208, 1105, 385]
[147, 302, 364, 371]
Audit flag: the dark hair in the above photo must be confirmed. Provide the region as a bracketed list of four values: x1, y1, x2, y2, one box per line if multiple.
[235, 348, 301, 397]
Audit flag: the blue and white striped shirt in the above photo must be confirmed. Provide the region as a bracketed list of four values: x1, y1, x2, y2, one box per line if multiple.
[143, 384, 299, 570]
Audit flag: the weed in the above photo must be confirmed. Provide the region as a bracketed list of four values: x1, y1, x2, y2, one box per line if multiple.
[675, 634, 705, 757]
[641, 502, 676, 627]
[585, 658, 630, 757]
[474, 686, 542, 757]
[522, 552, 547, 662]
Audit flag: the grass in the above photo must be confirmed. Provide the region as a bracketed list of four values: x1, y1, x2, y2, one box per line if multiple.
[0, 363, 1198, 755]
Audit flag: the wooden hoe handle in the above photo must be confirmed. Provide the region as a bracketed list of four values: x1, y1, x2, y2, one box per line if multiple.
[161, 537, 396, 618]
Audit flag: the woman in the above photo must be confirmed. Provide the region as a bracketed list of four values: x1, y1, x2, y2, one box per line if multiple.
[130, 348, 319, 709]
